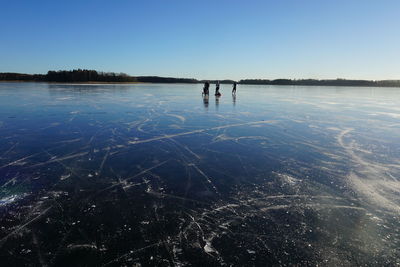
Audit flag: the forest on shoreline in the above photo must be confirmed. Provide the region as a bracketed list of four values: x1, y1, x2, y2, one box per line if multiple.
[1, 69, 400, 88]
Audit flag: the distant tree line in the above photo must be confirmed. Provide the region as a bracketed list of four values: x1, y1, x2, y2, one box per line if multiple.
[238, 78, 400, 87]
[1, 70, 400, 87]
[136, 76, 197, 83]
[0, 73, 45, 81]
[200, 79, 236, 84]
[46, 69, 137, 82]
[0, 69, 136, 83]
[0, 69, 198, 84]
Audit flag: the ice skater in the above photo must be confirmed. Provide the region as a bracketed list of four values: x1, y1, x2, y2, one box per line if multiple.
[232, 82, 237, 95]
[203, 81, 210, 96]
[215, 81, 221, 96]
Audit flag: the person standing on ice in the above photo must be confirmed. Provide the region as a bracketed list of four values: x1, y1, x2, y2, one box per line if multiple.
[232, 82, 237, 95]
[203, 81, 210, 95]
[215, 81, 221, 96]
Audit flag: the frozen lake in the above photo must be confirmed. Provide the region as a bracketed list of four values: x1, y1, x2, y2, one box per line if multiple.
[0, 82, 399, 266]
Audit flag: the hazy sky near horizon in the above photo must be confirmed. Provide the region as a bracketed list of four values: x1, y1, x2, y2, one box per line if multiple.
[1, 0, 400, 80]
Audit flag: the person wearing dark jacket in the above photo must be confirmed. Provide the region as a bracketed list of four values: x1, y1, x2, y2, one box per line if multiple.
[203, 81, 210, 95]
[215, 81, 221, 96]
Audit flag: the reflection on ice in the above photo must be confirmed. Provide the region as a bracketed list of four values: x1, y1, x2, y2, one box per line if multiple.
[0, 82, 399, 265]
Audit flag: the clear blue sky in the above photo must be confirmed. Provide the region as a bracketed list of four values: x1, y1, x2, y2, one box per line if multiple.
[1, 0, 399, 80]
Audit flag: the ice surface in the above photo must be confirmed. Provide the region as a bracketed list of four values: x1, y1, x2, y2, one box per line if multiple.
[0, 82, 399, 266]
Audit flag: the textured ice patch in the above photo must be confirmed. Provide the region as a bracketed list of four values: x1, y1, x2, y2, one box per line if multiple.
[0, 194, 23, 206]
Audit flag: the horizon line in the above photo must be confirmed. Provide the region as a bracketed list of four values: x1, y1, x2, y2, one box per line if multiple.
[1, 69, 400, 82]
